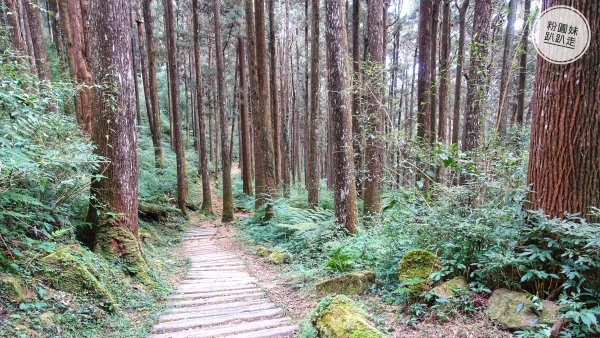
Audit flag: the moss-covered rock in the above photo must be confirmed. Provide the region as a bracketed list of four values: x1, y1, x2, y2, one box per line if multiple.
[255, 246, 270, 257]
[0, 273, 33, 303]
[316, 271, 376, 297]
[432, 276, 468, 298]
[485, 289, 560, 331]
[313, 295, 385, 338]
[268, 248, 292, 264]
[94, 226, 153, 285]
[39, 245, 115, 307]
[138, 202, 178, 223]
[397, 249, 440, 292]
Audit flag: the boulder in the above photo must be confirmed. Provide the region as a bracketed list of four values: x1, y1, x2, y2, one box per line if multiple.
[485, 289, 560, 331]
[39, 245, 115, 307]
[268, 248, 292, 264]
[255, 246, 270, 257]
[313, 295, 385, 338]
[397, 249, 440, 292]
[0, 273, 33, 303]
[316, 271, 376, 297]
[432, 276, 468, 298]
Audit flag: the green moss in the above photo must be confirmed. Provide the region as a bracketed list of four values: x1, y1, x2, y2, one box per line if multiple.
[255, 246, 270, 257]
[39, 245, 116, 308]
[316, 270, 376, 297]
[432, 276, 468, 298]
[268, 248, 292, 264]
[313, 295, 384, 338]
[94, 226, 154, 286]
[397, 249, 440, 292]
[485, 289, 560, 331]
[0, 273, 32, 303]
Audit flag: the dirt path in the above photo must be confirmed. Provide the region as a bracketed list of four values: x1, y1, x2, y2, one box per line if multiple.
[149, 226, 298, 338]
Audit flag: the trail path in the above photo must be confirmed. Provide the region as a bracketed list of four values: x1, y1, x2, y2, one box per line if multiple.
[149, 225, 298, 338]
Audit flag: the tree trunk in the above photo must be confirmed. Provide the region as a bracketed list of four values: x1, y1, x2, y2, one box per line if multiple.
[429, 1, 439, 143]
[362, 0, 383, 217]
[165, 0, 186, 215]
[525, 0, 599, 221]
[268, 0, 281, 190]
[461, 0, 491, 153]
[351, 0, 362, 197]
[24, 0, 50, 80]
[192, 0, 213, 213]
[86, 0, 148, 280]
[416, 0, 432, 144]
[515, 0, 531, 125]
[130, 27, 142, 126]
[451, 0, 469, 145]
[58, 0, 93, 133]
[253, 0, 277, 218]
[20, 0, 38, 73]
[437, 0, 450, 145]
[238, 36, 254, 197]
[307, 0, 320, 208]
[324, 0, 358, 234]
[496, 0, 517, 134]
[5, 0, 25, 53]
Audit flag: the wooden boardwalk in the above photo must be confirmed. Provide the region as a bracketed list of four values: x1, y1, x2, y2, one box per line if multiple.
[150, 228, 298, 338]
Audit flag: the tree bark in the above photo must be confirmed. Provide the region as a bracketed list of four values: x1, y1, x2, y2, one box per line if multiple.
[238, 36, 254, 197]
[253, 0, 277, 218]
[4, 0, 25, 53]
[165, 0, 186, 215]
[86, 0, 148, 279]
[307, 0, 320, 208]
[416, 0, 432, 144]
[362, 0, 384, 216]
[515, 0, 531, 125]
[324, 0, 358, 234]
[525, 0, 599, 221]
[192, 0, 213, 213]
[496, 0, 517, 134]
[429, 1, 439, 143]
[351, 0, 362, 197]
[437, 0, 450, 145]
[461, 0, 491, 153]
[451, 0, 469, 145]
[268, 0, 282, 190]
[24, 0, 50, 80]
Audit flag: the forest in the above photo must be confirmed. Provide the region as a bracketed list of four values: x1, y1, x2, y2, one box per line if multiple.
[0, 0, 598, 337]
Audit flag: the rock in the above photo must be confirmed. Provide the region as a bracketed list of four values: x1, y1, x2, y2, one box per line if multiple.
[313, 295, 385, 338]
[316, 271, 376, 297]
[268, 248, 292, 264]
[255, 246, 270, 257]
[433, 276, 468, 298]
[485, 289, 561, 331]
[39, 244, 115, 307]
[138, 202, 178, 223]
[0, 273, 33, 303]
[397, 249, 440, 292]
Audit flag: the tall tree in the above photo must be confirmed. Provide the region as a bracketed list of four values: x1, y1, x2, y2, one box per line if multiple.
[4, 0, 25, 53]
[192, 0, 213, 213]
[429, 1, 439, 142]
[496, 0, 517, 134]
[526, 1, 599, 221]
[351, 0, 362, 196]
[58, 0, 92, 133]
[461, 0, 491, 153]
[214, 0, 234, 222]
[253, 0, 277, 218]
[362, 0, 383, 216]
[238, 36, 253, 197]
[324, 0, 358, 233]
[437, 0, 451, 144]
[416, 0, 432, 144]
[165, 0, 186, 215]
[268, 0, 281, 189]
[24, 0, 50, 80]
[307, 0, 320, 208]
[86, 0, 148, 279]
[515, 0, 531, 125]
[142, 0, 164, 168]
[451, 0, 469, 145]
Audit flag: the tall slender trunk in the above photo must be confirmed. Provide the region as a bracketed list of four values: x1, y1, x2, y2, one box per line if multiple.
[428, 1, 439, 143]
[253, 0, 277, 218]
[20, 0, 38, 73]
[130, 24, 142, 126]
[437, 0, 450, 145]
[5, 0, 26, 53]
[268, 0, 281, 190]
[165, 0, 186, 215]
[451, 0, 469, 145]
[496, 0, 517, 134]
[24, 0, 51, 80]
[362, 0, 383, 217]
[416, 0, 432, 144]
[238, 36, 254, 196]
[351, 0, 362, 197]
[324, 0, 358, 233]
[307, 0, 320, 208]
[526, 0, 599, 221]
[515, 0, 531, 125]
